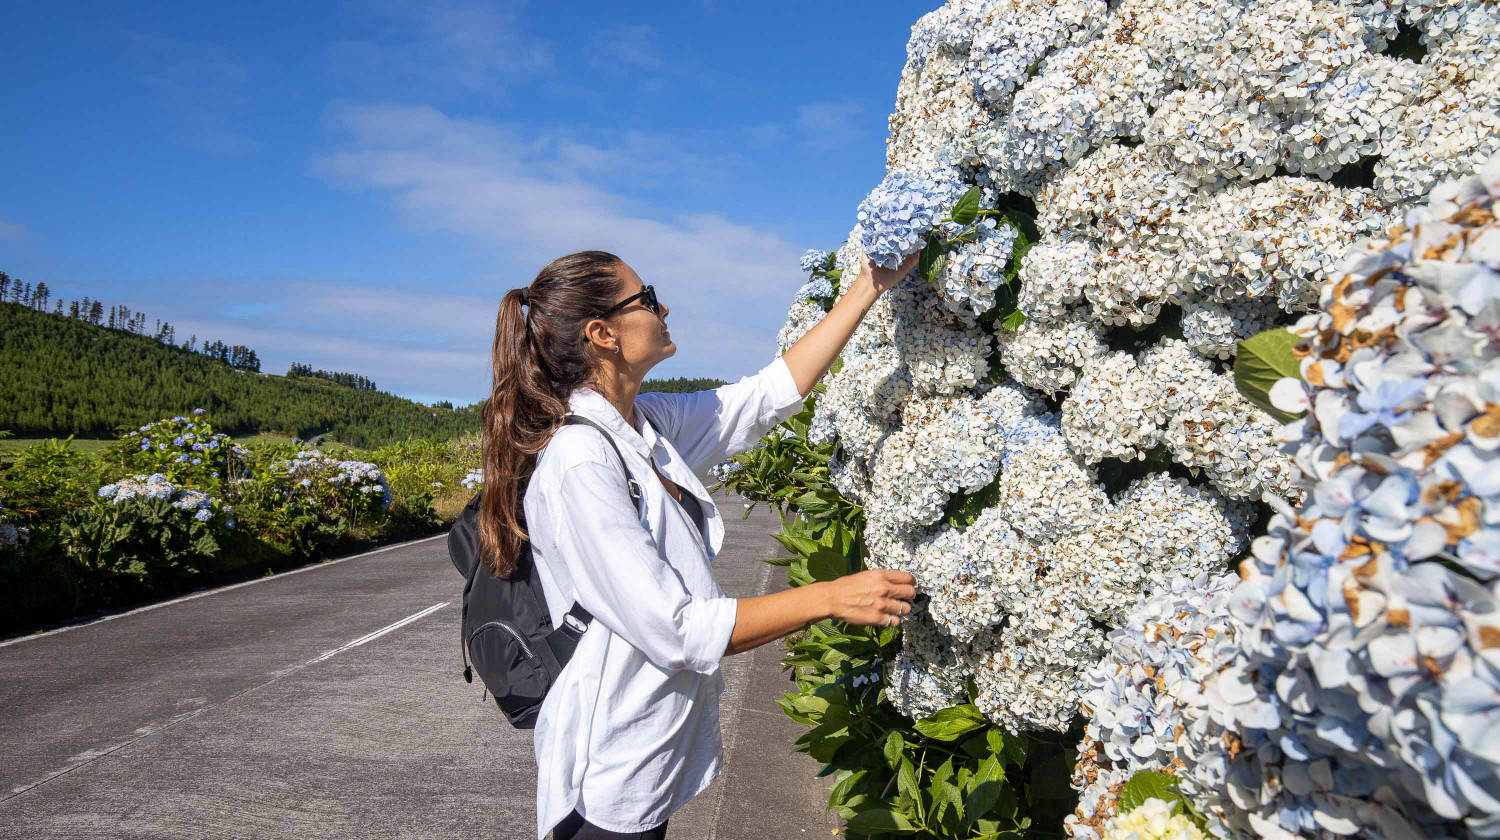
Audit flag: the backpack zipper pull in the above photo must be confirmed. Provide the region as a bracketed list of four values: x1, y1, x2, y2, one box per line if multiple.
[464, 665, 473, 683]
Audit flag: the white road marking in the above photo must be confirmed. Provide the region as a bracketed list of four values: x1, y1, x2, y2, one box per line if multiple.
[305, 602, 449, 665]
[0, 533, 449, 648]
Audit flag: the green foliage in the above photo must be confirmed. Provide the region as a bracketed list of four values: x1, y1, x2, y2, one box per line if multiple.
[1118, 771, 1211, 832]
[58, 493, 229, 599]
[719, 387, 1080, 838]
[0, 408, 482, 634]
[1235, 327, 1305, 423]
[0, 301, 480, 448]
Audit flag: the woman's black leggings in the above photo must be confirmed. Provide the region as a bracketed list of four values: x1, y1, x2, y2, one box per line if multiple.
[552, 810, 668, 840]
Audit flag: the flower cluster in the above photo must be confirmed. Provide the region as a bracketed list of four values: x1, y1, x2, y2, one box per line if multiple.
[708, 459, 742, 484]
[799, 248, 832, 273]
[269, 450, 393, 511]
[95, 473, 235, 528]
[855, 170, 965, 269]
[0, 502, 29, 549]
[460, 468, 483, 490]
[1067, 573, 1240, 839]
[1100, 798, 1205, 840]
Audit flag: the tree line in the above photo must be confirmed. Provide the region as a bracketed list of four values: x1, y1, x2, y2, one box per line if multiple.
[639, 376, 728, 393]
[0, 271, 262, 372]
[287, 362, 376, 391]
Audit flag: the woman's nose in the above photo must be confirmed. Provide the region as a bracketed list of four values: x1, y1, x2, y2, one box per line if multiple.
[660, 302, 670, 320]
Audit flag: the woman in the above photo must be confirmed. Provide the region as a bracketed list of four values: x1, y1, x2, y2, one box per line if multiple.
[482, 249, 920, 840]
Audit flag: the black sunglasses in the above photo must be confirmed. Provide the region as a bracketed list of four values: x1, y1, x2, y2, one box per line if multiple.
[598, 285, 662, 318]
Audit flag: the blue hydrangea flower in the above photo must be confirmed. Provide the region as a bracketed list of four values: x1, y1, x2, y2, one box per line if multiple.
[300, 478, 312, 487]
[191, 458, 201, 465]
[193, 407, 206, 415]
[799, 249, 831, 273]
[797, 277, 835, 301]
[194, 509, 212, 523]
[855, 171, 963, 269]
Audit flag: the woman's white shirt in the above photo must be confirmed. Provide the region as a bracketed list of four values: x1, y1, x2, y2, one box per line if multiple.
[525, 357, 804, 840]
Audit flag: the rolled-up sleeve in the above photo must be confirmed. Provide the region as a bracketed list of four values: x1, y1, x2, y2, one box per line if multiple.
[546, 458, 737, 674]
[636, 356, 805, 480]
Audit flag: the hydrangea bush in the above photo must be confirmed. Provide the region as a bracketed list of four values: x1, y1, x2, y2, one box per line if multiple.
[756, 0, 1498, 835]
[110, 409, 247, 486]
[793, 0, 1498, 735]
[1070, 160, 1500, 839]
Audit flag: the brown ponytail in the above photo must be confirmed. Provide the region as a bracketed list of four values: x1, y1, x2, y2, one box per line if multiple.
[479, 250, 625, 575]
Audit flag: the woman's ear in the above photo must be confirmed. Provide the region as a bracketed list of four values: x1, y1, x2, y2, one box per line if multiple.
[582, 317, 618, 354]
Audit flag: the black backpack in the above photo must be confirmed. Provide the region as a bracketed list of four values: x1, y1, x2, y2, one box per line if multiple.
[448, 414, 644, 729]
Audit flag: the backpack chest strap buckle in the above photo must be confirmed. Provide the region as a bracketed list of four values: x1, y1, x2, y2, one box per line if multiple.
[545, 601, 595, 666]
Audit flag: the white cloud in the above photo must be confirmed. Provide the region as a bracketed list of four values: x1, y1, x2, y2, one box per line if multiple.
[132, 277, 496, 405]
[328, 0, 552, 99]
[310, 102, 807, 391]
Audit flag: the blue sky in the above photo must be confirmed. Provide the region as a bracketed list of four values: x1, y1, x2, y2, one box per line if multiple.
[0, 1, 930, 405]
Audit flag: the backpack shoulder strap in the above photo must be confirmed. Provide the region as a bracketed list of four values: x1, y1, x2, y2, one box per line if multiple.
[561, 414, 644, 513]
[543, 414, 648, 662]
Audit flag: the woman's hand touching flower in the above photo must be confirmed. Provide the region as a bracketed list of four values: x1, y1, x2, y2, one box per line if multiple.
[823, 568, 918, 627]
[859, 250, 923, 296]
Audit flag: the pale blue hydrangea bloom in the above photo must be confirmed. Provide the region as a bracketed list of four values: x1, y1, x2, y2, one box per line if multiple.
[796, 277, 835, 301]
[855, 171, 963, 269]
[799, 249, 831, 273]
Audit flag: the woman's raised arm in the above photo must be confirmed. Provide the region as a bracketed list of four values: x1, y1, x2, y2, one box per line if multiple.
[779, 250, 921, 397]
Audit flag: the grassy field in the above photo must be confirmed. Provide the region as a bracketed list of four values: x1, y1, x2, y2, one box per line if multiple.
[0, 432, 297, 456]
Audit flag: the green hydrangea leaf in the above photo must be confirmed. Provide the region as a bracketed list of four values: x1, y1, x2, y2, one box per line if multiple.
[1235, 327, 1305, 423]
[952, 187, 982, 225]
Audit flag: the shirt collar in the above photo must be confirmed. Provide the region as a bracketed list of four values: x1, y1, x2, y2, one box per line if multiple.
[565, 387, 653, 459]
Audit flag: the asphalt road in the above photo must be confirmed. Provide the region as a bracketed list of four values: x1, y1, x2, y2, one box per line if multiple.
[0, 503, 839, 840]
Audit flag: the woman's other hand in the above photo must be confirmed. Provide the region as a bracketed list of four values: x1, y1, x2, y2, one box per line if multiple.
[859, 250, 922, 296]
[823, 569, 917, 627]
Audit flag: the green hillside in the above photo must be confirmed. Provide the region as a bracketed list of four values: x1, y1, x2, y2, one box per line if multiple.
[0, 302, 480, 448]
[1, 302, 732, 449]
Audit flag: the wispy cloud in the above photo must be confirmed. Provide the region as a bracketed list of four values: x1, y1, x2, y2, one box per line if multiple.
[328, 0, 552, 99]
[0, 216, 31, 244]
[590, 24, 663, 71]
[124, 31, 259, 154]
[797, 99, 863, 152]
[136, 277, 496, 405]
[310, 102, 805, 387]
